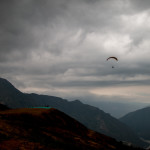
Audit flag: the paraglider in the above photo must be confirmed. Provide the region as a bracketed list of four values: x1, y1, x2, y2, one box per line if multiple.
[107, 56, 118, 61]
[107, 56, 118, 68]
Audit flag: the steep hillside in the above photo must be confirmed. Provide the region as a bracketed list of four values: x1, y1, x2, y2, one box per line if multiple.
[0, 77, 147, 147]
[0, 108, 144, 150]
[0, 78, 35, 107]
[120, 107, 150, 140]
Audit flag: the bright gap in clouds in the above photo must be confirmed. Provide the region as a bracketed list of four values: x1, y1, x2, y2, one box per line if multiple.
[91, 85, 150, 103]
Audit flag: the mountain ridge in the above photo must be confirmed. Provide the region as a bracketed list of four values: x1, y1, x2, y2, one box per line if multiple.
[0, 77, 147, 147]
[0, 107, 144, 150]
[120, 106, 150, 141]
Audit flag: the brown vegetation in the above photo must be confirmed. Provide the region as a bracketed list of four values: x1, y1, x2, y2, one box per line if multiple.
[0, 108, 144, 150]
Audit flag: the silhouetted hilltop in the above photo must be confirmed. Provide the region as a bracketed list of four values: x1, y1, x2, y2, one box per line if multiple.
[0, 77, 36, 107]
[0, 78, 19, 94]
[0, 108, 144, 150]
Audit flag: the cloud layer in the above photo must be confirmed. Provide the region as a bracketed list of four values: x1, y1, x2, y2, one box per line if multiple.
[1, 0, 150, 103]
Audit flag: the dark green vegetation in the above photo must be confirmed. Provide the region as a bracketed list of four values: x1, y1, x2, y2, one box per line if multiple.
[0, 78, 147, 147]
[0, 107, 144, 150]
[32, 107, 51, 109]
[120, 107, 150, 140]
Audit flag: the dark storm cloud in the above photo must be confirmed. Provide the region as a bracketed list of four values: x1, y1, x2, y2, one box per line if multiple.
[1, 0, 150, 102]
[0, 0, 127, 60]
[131, 0, 150, 11]
[0, 0, 69, 61]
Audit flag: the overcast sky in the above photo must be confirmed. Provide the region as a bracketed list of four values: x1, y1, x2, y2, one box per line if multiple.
[1, 0, 150, 104]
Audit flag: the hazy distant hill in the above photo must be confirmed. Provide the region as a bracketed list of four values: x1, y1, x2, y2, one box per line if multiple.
[85, 100, 148, 118]
[0, 77, 147, 147]
[0, 107, 144, 150]
[120, 107, 150, 140]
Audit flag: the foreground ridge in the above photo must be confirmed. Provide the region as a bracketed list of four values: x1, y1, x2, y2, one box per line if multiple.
[0, 107, 144, 150]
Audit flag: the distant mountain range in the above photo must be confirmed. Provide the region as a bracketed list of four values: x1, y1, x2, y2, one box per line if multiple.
[0, 77, 147, 147]
[85, 100, 148, 118]
[0, 106, 144, 150]
[120, 107, 150, 142]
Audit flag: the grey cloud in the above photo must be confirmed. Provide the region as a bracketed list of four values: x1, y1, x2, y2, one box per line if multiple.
[0, 0, 127, 60]
[1, 0, 150, 103]
[50, 78, 150, 88]
[0, 0, 70, 61]
[131, 0, 150, 12]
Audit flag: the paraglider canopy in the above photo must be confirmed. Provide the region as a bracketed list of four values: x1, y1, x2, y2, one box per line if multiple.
[107, 56, 118, 61]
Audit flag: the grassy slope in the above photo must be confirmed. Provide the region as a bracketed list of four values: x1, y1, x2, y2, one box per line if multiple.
[0, 108, 144, 150]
